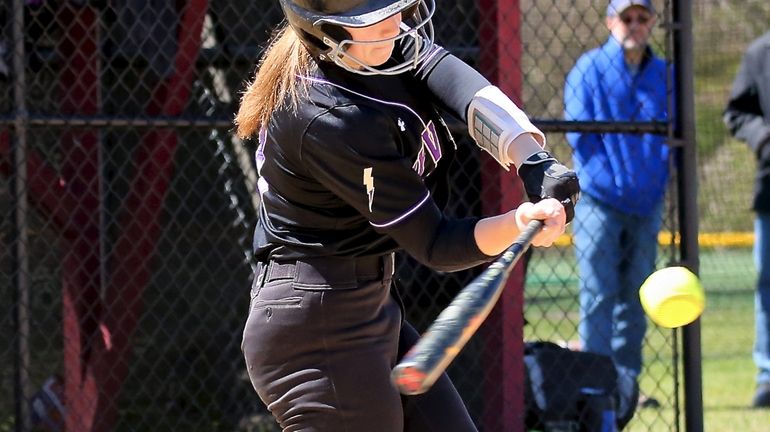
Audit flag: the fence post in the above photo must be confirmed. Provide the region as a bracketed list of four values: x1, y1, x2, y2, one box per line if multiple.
[477, 1, 525, 431]
[11, 0, 31, 430]
[672, 0, 703, 431]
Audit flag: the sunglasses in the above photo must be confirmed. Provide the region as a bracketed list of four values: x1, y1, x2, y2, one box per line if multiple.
[621, 14, 651, 25]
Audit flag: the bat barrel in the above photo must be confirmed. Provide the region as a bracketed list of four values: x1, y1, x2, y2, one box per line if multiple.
[391, 220, 544, 395]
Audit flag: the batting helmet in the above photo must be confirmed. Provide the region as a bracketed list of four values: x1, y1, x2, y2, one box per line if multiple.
[279, 0, 435, 75]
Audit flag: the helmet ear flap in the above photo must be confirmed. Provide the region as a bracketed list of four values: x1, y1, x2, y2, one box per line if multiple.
[401, 3, 418, 20]
[319, 23, 351, 46]
[297, 28, 327, 53]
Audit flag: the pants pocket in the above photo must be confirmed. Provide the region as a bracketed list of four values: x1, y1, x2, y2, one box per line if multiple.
[252, 296, 302, 310]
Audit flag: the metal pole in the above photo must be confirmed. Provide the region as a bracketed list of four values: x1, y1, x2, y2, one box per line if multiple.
[11, 0, 31, 431]
[672, 1, 703, 431]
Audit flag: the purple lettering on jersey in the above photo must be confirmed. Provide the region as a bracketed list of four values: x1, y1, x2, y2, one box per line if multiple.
[412, 148, 426, 176]
[421, 121, 442, 163]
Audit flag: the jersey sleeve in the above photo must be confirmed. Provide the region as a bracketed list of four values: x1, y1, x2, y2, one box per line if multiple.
[398, 38, 491, 123]
[301, 105, 491, 271]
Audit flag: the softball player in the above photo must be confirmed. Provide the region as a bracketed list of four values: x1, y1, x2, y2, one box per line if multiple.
[237, 0, 580, 430]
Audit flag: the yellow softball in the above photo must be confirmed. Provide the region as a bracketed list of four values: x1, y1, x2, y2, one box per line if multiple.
[639, 266, 705, 328]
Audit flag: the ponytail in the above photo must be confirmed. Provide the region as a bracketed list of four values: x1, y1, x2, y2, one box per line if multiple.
[235, 25, 314, 139]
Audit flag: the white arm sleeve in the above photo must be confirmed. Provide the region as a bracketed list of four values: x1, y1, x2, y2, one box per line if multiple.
[467, 85, 546, 170]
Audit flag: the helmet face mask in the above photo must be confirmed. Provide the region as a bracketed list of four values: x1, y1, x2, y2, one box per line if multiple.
[280, 0, 436, 75]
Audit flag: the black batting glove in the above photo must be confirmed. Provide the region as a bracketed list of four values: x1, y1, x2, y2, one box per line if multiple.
[517, 151, 581, 223]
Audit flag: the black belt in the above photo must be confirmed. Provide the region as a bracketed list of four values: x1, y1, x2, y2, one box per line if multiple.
[256, 254, 395, 290]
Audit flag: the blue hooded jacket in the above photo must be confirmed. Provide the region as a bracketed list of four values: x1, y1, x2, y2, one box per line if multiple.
[565, 36, 671, 216]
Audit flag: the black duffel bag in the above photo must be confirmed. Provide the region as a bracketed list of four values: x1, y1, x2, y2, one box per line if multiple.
[524, 341, 638, 432]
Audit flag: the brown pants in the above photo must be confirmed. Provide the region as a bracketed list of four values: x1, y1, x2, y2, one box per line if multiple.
[241, 254, 477, 432]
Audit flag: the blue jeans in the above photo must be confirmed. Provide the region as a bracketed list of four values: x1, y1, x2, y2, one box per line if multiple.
[755, 212, 770, 384]
[574, 194, 662, 379]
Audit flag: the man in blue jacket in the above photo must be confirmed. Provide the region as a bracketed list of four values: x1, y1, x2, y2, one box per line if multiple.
[564, 0, 670, 418]
[724, 30, 770, 408]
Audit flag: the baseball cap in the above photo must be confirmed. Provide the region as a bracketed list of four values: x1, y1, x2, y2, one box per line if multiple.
[607, 0, 655, 17]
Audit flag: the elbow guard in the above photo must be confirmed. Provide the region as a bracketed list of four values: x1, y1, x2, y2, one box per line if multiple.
[467, 85, 546, 170]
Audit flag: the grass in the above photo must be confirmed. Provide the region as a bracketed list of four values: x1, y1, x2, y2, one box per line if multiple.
[700, 292, 770, 430]
[692, 2, 766, 234]
[524, 246, 770, 431]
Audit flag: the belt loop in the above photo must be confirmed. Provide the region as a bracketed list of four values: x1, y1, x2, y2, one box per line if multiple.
[255, 261, 267, 288]
[385, 253, 395, 277]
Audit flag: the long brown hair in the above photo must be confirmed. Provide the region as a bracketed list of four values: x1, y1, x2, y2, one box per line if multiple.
[235, 25, 314, 139]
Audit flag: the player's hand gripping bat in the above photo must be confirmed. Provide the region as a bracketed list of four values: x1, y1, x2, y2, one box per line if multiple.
[391, 219, 544, 395]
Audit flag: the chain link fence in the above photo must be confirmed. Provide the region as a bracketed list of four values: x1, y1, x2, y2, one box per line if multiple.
[5, 0, 758, 431]
[690, 1, 770, 426]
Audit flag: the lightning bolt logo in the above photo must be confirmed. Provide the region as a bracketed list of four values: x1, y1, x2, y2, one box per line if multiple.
[363, 167, 375, 212]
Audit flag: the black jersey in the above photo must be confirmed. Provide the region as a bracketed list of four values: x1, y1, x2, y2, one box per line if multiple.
[253, 45, 492, 272]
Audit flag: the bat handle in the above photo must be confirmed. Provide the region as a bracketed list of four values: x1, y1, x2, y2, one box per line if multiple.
[522, 218, 544, 238]
[509, 219, 544, 254]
